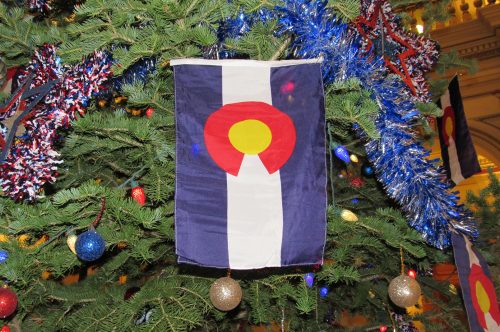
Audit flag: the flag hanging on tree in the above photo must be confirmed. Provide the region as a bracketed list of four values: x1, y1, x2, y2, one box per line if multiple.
[451, 232, 500, 332]
[437, 76, 481, 185]
[172, 59, 327, 269]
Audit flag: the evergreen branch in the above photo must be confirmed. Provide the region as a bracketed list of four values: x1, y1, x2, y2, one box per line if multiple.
[82, 307, 120, 332]
[361, 274, 390, 282]
[101, 159, 133, 176]
[94, 133, 144, 148]
[270, 37, 291, 60]
[48, 295, 97, 303]
[176, 287, 211, 308]
[327, 0, 360, 21]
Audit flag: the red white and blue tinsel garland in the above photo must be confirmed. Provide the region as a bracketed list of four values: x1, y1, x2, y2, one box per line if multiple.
[27, 0, 51, 13]
[354, 0, 439, 102]
[0, 45, 111, 201]
[217, 0, 477, 248]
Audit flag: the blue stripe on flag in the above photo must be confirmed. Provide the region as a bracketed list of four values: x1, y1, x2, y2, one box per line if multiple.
[271, 64, 327, 266]
[174, 65, 229, 268]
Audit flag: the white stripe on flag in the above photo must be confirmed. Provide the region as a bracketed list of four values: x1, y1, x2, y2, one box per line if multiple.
[440, 90, 465, 185]
[448, 138, 465, 185]
[222, 65, 283, 269]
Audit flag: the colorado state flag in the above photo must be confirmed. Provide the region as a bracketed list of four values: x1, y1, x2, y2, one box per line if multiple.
[452, 232, 500, 332]
[172, 59, 327, 269]
[437, 76, 481, 185]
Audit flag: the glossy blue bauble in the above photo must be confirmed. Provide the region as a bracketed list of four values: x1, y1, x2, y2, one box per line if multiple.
[0, 250, 8, 263]
[75, 230, 106, 262]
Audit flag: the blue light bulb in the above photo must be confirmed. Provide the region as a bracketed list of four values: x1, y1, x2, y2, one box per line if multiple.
[304, 273, 314, 288]
[0, 250, 8, 264]
[334, 146, 350, 163]
[319, 286, 329, 298]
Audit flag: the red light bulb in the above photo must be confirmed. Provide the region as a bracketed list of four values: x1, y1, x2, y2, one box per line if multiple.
[408, 269, 417, 279]
[131, 186, 146, 206]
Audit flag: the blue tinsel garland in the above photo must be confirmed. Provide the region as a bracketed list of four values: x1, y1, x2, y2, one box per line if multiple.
[218, 0, 477, 248]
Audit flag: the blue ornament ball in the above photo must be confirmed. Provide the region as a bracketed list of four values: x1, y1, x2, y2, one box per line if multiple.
[304, 273, 315, 288]
[333, 146, 350, 163]
[75, 230, 106, 262]
[362, 164, 374, 176]
[319, 286, 329, 298]
[0, 250, 8, 263]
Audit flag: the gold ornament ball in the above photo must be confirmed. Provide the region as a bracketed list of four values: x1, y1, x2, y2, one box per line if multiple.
[209, 277, 242, 311]
[388, 275, 421, 308]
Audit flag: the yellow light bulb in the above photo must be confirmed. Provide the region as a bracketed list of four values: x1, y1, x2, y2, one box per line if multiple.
[341, 209, 358, 222]
[67, 234, 78, 255]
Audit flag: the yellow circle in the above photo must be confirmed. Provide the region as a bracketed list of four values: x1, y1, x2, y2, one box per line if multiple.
[475, 281, 491, 313]
[228, 119, 272, 155]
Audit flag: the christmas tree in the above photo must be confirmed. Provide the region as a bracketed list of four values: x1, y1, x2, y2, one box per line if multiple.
[0, 0, 495, 331]
[467, 170, 499, 290]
